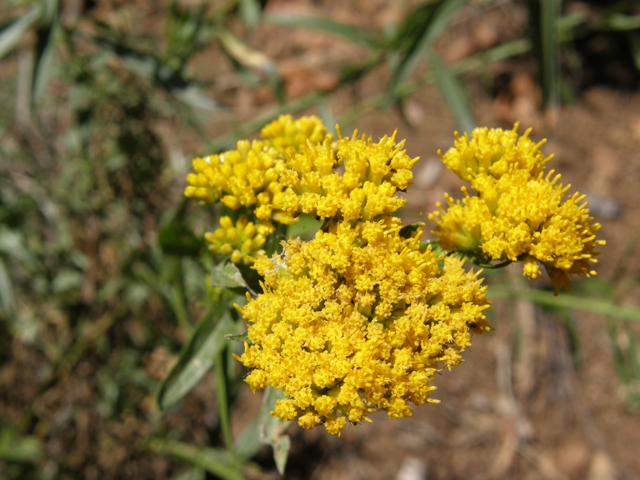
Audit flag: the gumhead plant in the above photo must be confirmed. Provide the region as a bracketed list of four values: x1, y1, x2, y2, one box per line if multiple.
[178, 115, 604, 441]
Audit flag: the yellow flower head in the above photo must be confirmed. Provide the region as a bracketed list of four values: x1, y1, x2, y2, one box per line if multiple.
[429, 188, 493, 252]
[204, 215, 274, 265]
[439, 123, 551, 182]
[260, 114, 330, 155]
[237, 220, 490, 435]
[185, 115, 332, 225]
[432, 124, 605, 294]
[184, 139, 282, 207]
[281, 128, 418, 223]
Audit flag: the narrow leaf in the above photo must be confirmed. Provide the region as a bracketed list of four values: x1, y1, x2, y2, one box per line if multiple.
[158, 224, 203, 256]
[156, 307, 236, 410]
[88, 35, 224, 112]
[225, 332, 248, 343]
[488, 286, 640, 323]
[273, 435, 291, 474]
[0, 5, 41, 61]
[385, 0, 468, 104]
[214, 351, 233, 450]
[147, 439, 246, 480]
[0, 257, 16, 315]
[171, 469, 205, 480]
[233, 420, 262, 461]
[265, 12, 381, 48]
[239, 0, 262, 31]
[31, 0, 59, 106]
[210, 262, 252, 292]
[258, 387, 291, 474]
[428, 51, 475, 133]
[526, 0, 560, 109]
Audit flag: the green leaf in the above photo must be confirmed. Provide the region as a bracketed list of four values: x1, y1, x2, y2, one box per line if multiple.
[0, 5, 41, 61]
[265, 12, 381, 48]
[258, 387, 291, 475]
[526, 0, 560, 109]
[239, 0, 262, 31]
[601, 13, 640, 31]
[159, 224, 204, 256]
[214, 351, 233, 450]
[210, 262, 251, 290]
[147, 439, 246, 480]
[31, 0, 59, 106]
[420, 239, 445, 257]
[399, 223, 422, 239]
[0, 228, 37, 270]
[488, 286, 640, 323]
[156, 307, 236, 410]
[428, 51, 475, 133]
[171, 468, 205, 480]
[88, 35, 223, 112]
[0, 257, 15, 316]
[233, 420, 262, 461]
[225, 331, 248, 343]
[287, 213, 322, 240]
[385, 0, 468, 105]
[608, 321, 640, 410]
[0, 431, 41, 463]
[273, 435, 291, 474]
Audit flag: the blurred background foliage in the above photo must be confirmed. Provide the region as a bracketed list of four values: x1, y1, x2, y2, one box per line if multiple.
[1, 0, 640, 479]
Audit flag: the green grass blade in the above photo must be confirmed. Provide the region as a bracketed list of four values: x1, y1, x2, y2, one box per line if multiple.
[239, 0, 262, 31]
[428, 51, 475, 133]
[265, 12, 381, 48]
[31, 0, 59, 107]
[155, 307, 236, 410]
[488, 285, 640, 323]
[214, 350, 233, 451]
[608, 321, 640, 410]
[88, 34, 224, 112]
[0, 257, 16, 316]
[602, 13, 640, 31]
[526, 0, 561, 109]
[171, 469, 205, 480]
[147, 439, 246, 480]
[385, 0, 468, 105]
[0, 5, 41, 61]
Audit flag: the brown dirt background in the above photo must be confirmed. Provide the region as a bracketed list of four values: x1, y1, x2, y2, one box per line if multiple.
[2, 0, 640, 479]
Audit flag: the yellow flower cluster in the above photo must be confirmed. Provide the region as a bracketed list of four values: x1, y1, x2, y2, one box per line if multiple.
[185, 115, 419, 266]
[184, 115, 330, 225]
[277, 129, 418, 222]
[204, 215, 274, 265]
[260, 114, 328, 154]
[236, 219, 490, 435]
[430, 125, 605, 294]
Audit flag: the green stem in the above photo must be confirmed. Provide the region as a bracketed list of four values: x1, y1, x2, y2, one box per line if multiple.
[215, 350, 234, 451]
[169, 259, 193, 335]
[476, 260, 512, 269]
[488, 285, 640, 323]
